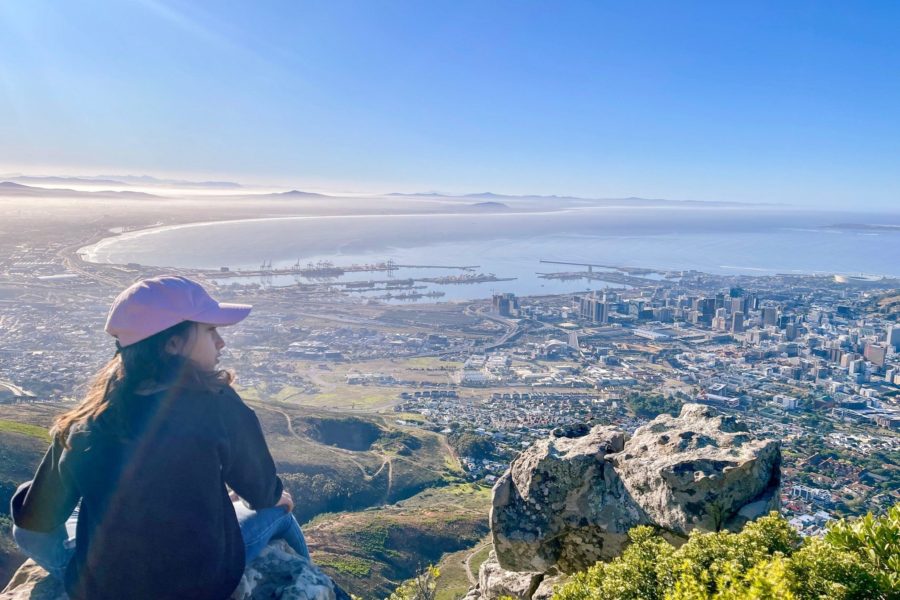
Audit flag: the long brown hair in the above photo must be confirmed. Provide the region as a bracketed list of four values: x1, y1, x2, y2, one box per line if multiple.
[52, 321, 234, 447]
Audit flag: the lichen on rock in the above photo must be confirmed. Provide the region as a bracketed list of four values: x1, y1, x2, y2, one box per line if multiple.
[489, 403, 781, 577]
[612, 403, 781, 536]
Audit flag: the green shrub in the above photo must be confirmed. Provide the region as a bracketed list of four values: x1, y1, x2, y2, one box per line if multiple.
[552, 506, 900, 600]
[316, 555, 373, 578]
[553, 526, 674, 600]
[387, 565, 440, 600]
[825, 504, 900, 594]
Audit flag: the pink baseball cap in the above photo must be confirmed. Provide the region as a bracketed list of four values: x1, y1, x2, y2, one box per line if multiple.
[105, 276, 252, 347]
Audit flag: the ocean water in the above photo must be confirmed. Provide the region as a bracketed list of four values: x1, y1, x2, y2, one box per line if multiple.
[81, 206, 900, 301]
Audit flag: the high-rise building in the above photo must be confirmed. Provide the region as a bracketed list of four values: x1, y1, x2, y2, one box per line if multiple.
[575, 293, 608, 324]
[864, 343, 887, 367]
[492, 293, 518, 317]
[784, 323, 798, 341]
[653, 306, 675, 322]
[743, 293, 759, 313]
[888, 325, 900, 351]
[841, 352, 860, 368]
[731, 311, 744, 333]
[691, 297, 715, 326]
[761, 307, 778, 327]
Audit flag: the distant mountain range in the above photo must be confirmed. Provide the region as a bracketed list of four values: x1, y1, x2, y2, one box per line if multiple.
[251, 189, 331, 199]
[0, 181, 161, 199]
[0, 181, 344, 202]
[386, 191, 754, 206]
[1, 174, 243, 189]
[0, 175, 771, 207]
[469, 201, 510, 210]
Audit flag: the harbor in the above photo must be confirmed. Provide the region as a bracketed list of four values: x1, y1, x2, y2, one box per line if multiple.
[210, 259, 480, 279]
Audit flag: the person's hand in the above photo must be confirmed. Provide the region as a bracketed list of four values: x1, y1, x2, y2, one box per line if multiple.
[275, 490, 294, 514]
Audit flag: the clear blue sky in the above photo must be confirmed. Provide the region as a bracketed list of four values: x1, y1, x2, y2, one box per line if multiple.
[1, 1, 899, 208]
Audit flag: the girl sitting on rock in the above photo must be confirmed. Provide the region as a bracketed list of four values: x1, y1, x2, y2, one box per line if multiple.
[10, 276, 310, 599]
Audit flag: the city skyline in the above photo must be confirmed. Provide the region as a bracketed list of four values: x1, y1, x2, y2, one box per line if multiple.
[2, 2, 900, 209]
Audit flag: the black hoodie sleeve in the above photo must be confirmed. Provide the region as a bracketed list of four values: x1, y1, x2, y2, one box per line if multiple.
[218, 389, 284, 510]
[11, 437, 81, 533]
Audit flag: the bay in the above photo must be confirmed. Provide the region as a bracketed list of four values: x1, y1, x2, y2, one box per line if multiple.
[80, 206, 900, 301]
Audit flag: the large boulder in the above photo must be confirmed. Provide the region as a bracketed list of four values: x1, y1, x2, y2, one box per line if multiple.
[1, 541, 345, 600]
[490, 404, 780, 574]
[612, 403, 781, 535]
[462, 551, 567, 600]
[477, 551, 544, 600]
[490, 426, 638, 573]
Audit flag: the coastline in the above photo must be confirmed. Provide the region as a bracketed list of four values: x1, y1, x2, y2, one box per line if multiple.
[77, 208, 574, 265]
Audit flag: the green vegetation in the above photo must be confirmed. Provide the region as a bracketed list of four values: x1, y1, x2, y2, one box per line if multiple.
[624, 393, 682, 420]
[552, 506, 900, 600]
[307, 483, 490, 599]
[250, 403, 455, 523]
[351, 524, 395, 558]
[429, 538, 494, 600]
[0, 419, 52, 587]
[448, 432, 497, 460]
[0, 419, 49, 442]
[430, 544, 479, 600]
[468, 543, 492, 575]
[388, 565, 440, 600]
[298, 416, 383, 451]
[315, 554, 374, 578]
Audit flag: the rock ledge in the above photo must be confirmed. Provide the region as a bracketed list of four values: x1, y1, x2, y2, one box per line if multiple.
[471, 403, 780, 599]
[1, 541, 343, 600]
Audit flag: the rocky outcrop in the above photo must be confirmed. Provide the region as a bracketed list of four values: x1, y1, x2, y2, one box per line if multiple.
[612, 404, 781, 535]
[0, 541, 346, 600]
[476, 552, 544, 600]
[490, 426, 637, 573]
[462, 552, 569, 600]
[232, 541, 346, 600]
[490, 404, 780, 576]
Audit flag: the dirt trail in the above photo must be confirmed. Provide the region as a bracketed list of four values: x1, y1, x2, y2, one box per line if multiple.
[465, 543, 491, 585]
[252, 402, 372, 479]
[386, 458, 394, 499]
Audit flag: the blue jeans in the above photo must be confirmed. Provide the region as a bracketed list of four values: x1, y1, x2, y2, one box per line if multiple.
[232, 501, 310, 564]
[12, 502, 309, 581]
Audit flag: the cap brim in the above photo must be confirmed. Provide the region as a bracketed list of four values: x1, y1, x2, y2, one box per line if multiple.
[191, 302, 252, 326]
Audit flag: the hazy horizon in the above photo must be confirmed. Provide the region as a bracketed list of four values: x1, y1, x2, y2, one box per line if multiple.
[2, 2, 900, 210]
[2, 172, 900, 215]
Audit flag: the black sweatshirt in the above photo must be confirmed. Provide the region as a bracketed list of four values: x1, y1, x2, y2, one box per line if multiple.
[11, 384, 284, 600]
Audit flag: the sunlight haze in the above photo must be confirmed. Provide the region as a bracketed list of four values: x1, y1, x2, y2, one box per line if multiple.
[1, 1, 899, 208]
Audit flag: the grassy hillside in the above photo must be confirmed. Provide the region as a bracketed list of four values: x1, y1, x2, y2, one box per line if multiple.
[0, 402, 64, 588]
[252, 401, 462, 523]
[429, 537, 493, 600]
[305, 483, 492, 599]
